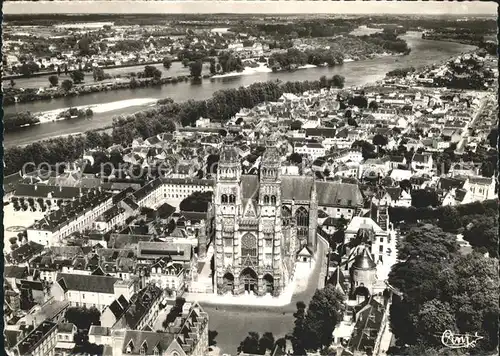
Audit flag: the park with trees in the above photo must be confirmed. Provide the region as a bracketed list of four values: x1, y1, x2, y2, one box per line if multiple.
[387, 221, 498, 355]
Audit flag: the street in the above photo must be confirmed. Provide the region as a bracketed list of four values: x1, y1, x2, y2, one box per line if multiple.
[200, 237, 328, 354]
[456, 94, 489, 153]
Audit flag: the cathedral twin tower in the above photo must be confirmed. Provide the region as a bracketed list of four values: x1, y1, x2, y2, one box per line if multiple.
[213, 135, 318, 297]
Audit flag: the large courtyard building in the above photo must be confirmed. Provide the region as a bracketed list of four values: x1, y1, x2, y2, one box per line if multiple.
[213, 135, 363, 297]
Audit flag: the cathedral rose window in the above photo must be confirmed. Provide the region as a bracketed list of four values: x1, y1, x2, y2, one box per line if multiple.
[241, 233, 257, 257]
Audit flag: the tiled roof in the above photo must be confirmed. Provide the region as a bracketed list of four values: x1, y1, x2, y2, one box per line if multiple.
[120, 284, 163, 330]
[438, 177, 465, 191]
[89, 326, 111, 337]
[468, 176, 492, 185]
[14, 184, 89, 199]
[305, 127, 337, 138]
[161, 177, 214, 186]
[57, 323, 75, 334]
[157, 203, 176, 219]
[179, 211, 206, 222]
[132, 178, 163, 202]
[120, 330, 175, 354]
[16, 321, 57, 355]
[10, 241, 44, 263]
[137, 242, 192, 262]
[4, 266, 29, 279]
[240, 175, 363, 207]
[55, 273, 119, 294]
[347, 298, 385, 353]
[316, 181, 364, 207]
[412, 153, 431, 163]
[4, 171, 22, 194]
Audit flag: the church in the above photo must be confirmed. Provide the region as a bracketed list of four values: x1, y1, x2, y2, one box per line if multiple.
[213, 135, 364, 297]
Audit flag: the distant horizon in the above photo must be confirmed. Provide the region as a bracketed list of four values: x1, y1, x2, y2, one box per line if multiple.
[3, 1, 498, 16]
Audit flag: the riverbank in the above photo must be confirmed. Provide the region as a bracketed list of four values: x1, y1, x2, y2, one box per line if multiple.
[35, 98, 159, 123]
[4, 33, 478, 147]
[2, 73, 201, 107]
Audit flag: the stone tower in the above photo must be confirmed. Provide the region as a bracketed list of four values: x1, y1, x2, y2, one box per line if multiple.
[349, 246, 377, 299]
[214, 137, 242, 295]
[258, 133, 284, 296]
[308, 181, 318, 249]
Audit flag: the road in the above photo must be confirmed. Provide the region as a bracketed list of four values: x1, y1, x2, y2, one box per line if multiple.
[456, 95, 489, 153]
[200, 237, 328, 355]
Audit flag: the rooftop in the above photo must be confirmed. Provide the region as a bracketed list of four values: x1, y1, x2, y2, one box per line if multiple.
[56, 273, 119, 294]
[16, 321, 57, 355]
[30, 190, 112, 232]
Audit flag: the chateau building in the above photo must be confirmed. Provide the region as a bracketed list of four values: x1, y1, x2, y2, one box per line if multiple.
[213, 135, 363, 297]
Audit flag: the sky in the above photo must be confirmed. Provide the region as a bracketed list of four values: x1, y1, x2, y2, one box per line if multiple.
[3, 1, 498, 16]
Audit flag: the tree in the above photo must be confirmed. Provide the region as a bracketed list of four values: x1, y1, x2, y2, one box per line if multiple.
[206, 154, 219, 175]
[411, 189, 439, 208]
[179, 191, 213, 212]
[372, 134, 388, 147]
[438, 206, 462, 233]
[292, 286, 345, 352]
[349, 95, 368, 108]
[347, 117, 357, 127]
[368, 100, 379, 111]
[331, 74, 345, 88]
[462, 214, 498, 257]
[288, 152, 303, 165]
[290, 120, 303, 131]
[400, 179, 411, 192]
[208, 330, 218, 346]
[77, 37, 92, 55]
[210, 60, 217, 75]
[162, 297, 186, 329]
[238, 332, 261, 355]
[64, 307, 101, 330]
[319, 75, 328, 88]
[162, 57, 172, 69]
[237, 332, 276, 355]
[70, 70, 85, 84]
[48, 75, 59, 87]
[93, 67, 105, 82]
[259, 332, 276, 354]
[143, 65, 162, 79]
[19, 61, 39, 76]
[190, 60, 203, 78]
[416, 300, 457, 347]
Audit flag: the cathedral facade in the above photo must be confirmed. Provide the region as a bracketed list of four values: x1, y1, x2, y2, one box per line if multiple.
[213, 137, 364, 297]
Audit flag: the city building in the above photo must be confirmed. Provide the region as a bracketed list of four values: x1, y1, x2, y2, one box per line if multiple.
[105, 302, 209, 356]
[13, 320, 58, 356]
[213, 135, 363, 297]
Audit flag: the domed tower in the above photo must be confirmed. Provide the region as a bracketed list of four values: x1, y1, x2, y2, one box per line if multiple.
[350, 246, 377, 302]
[214, 136, 242, 295]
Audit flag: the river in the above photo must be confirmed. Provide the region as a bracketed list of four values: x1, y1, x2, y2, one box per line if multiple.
[3, 31, 476, 148]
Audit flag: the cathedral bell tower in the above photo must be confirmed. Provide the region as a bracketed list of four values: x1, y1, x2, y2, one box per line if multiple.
[214, 136, 242, 295]
[258, 132, 284, 296]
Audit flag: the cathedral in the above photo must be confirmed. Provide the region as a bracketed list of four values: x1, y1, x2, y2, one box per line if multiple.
[213, 135, 364, 297]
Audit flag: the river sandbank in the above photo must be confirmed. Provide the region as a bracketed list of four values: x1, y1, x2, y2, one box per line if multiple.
[34, 98, 159, 124]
